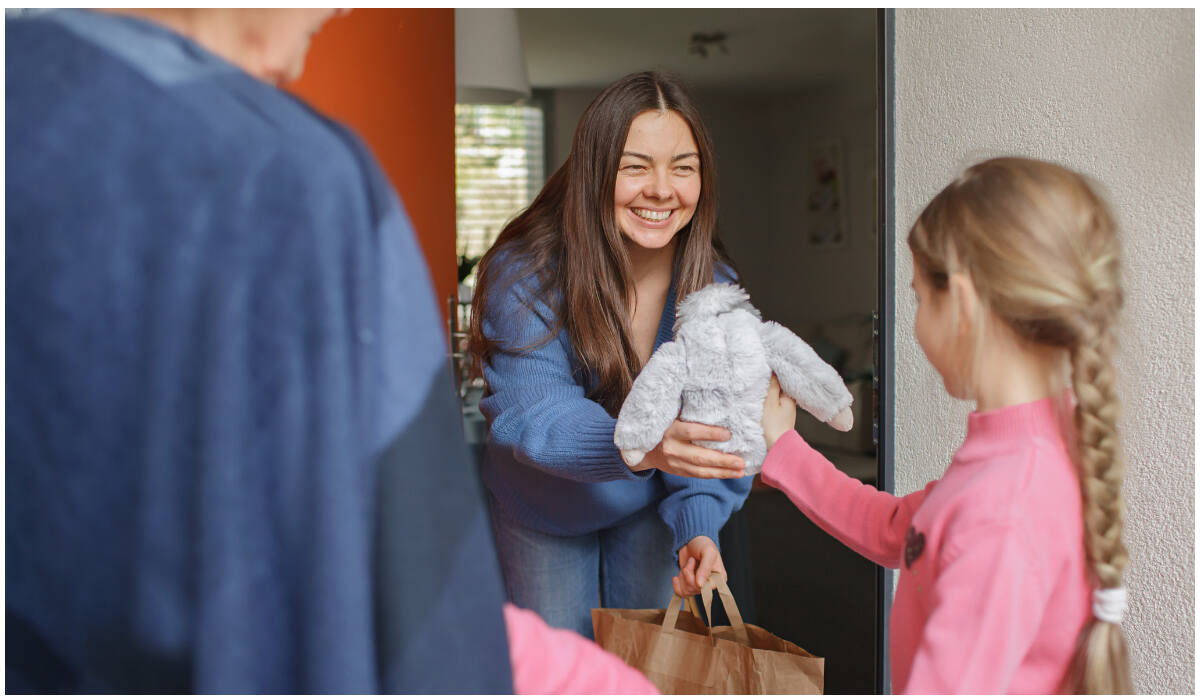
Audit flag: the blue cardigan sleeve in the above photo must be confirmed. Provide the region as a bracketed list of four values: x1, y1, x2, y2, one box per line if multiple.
[658, 474, 753, 554]
[479, 278, 655, 483]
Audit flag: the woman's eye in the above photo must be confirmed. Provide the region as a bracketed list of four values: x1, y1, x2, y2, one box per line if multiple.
[621, 164, 646, 173]
[674, 165, 696, 174]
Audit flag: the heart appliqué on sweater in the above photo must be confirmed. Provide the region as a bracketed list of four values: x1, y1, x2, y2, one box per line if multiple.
[904, 527, 925, 569]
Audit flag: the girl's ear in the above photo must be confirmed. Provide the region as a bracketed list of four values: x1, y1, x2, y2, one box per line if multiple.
[948, 272, 980, 334]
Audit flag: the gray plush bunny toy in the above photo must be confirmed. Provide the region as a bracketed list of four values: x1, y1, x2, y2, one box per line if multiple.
[614, 283, 854, 475]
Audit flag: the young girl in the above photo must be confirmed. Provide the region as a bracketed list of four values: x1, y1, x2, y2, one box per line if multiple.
[761, 157, 1131, 693]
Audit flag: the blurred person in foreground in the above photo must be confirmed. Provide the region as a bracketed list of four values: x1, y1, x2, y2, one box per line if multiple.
[6, 9, 654, 694]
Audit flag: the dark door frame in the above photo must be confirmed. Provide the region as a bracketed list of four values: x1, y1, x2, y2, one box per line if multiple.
[874, 7, 896, 696]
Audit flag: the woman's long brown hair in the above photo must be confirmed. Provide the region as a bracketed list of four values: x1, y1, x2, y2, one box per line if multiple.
[468, 70, 734, 415]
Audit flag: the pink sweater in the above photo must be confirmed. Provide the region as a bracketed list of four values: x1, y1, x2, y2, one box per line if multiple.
[503, 603, 659, 694]
[761, 397, 1091, 693]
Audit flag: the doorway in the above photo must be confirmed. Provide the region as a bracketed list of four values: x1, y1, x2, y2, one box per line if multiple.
[481, 8, 890, 693]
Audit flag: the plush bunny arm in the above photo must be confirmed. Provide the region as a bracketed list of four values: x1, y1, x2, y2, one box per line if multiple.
[614, 340, 688, 466]
[759, 321, 853, 430]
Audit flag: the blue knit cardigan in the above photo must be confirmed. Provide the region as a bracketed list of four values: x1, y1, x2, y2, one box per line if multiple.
[478, 258, 754, 555]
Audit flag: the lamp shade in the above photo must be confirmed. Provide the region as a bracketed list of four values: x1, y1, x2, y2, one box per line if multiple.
[454, 8, 531, 104]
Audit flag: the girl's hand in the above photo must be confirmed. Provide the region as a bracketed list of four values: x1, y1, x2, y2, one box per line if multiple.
[632, 420, 746, 479]
[673, 535, 726, 597]
[762, 375, 797, 449]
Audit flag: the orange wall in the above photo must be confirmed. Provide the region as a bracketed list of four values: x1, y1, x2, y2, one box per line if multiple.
[289, 9, 456, 321]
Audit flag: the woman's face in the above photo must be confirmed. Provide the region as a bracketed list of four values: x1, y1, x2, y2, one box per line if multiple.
[613, 110, 701, 252]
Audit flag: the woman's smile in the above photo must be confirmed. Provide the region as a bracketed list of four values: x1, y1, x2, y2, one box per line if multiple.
[630, 207, 674, 224]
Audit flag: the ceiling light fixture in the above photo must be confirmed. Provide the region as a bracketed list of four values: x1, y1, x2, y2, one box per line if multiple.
[455, 9, 531, 104]
[688, 31, 729, 59]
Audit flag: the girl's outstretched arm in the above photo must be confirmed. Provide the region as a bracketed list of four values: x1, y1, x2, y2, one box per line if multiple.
[760, 376, 926, 567]
[760, 430, 927, 568]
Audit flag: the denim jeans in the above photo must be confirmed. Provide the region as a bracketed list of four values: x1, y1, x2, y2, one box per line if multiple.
[488, 500, 678, 639]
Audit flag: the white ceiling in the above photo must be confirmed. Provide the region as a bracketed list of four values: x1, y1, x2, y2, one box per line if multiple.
[517, 8, 877, 94]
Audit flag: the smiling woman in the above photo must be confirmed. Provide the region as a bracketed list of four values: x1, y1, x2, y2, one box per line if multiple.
[466, 71, 754, 640]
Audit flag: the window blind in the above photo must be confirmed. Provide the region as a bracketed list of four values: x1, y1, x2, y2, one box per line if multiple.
[455, 104, 545, 269]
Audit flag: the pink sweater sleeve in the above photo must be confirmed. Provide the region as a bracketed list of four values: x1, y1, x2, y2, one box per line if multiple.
[502, 603, 660, 695]
[760, 430, 928, 568]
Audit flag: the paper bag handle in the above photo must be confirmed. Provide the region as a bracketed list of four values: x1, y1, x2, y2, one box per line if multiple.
[661, 591, 704, 632]
[701, 572, 750, 644]
[660, 573, 750, 646]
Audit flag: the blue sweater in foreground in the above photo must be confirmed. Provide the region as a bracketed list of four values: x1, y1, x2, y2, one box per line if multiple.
[479, 260, 754, 555]
[7, 10, 511, 693]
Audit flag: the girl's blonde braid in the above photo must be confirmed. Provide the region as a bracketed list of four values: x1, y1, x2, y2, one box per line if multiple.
[1064, 253, 1132, 694]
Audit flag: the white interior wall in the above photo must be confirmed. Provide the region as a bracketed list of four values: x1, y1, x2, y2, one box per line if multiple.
[894, 9, 1195, 693]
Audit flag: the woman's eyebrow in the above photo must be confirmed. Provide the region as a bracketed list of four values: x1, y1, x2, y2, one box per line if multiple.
[620, 151, 701, 162]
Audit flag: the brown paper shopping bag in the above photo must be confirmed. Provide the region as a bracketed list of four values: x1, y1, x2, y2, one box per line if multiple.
[592, 573, 824, 694]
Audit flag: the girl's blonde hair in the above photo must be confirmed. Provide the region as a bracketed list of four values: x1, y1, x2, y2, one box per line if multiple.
[907, 157, 1131, 694]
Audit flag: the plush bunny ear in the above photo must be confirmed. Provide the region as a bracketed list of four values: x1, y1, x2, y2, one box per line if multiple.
[673, 282, 761, 332]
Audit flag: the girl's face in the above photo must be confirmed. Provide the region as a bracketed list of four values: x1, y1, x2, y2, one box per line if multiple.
[613, 110, 701, 252]
[912, 264, 973, 399]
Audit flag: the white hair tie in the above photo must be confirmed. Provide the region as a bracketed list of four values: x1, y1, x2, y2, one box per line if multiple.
[1093, 587, 1127, 624]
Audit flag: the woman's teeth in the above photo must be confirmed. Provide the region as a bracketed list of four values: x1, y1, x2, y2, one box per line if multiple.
[632, 208, 671, 222]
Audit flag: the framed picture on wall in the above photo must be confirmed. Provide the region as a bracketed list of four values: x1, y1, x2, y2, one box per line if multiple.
[806, 138, 848, 248]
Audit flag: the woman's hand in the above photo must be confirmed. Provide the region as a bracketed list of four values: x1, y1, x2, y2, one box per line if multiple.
[631, 420, 746, 479]
[762, 375, 798, 450]
[673, 535, 725, 597]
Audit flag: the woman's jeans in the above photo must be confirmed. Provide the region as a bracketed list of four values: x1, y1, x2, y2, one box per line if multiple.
[488, 500, 678, 639]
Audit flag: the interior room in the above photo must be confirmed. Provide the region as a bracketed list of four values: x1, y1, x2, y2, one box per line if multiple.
[456, 8, 883, 693]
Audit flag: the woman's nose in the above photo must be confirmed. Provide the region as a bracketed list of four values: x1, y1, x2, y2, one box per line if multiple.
[643, 170, 673, 200]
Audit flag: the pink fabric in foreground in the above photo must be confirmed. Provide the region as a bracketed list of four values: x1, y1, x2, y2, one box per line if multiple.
[503, 602, 659, 694]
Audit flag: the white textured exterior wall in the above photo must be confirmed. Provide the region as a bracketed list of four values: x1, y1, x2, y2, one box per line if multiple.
[894, 9, 1194, 693]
